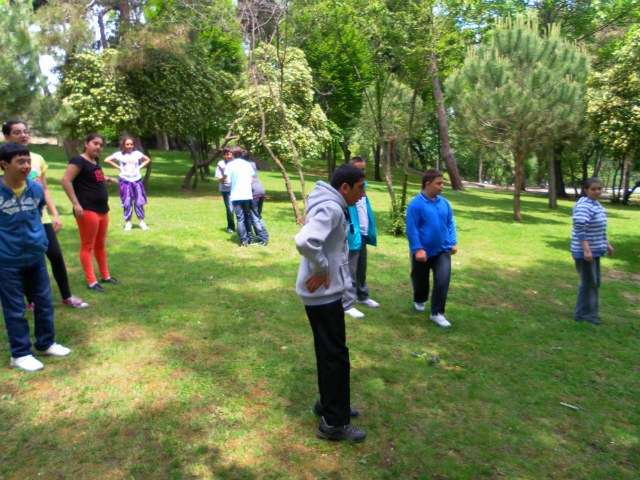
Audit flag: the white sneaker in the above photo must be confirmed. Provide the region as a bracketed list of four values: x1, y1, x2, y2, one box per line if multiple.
[429, 313, 452, 328]
[414, 302, 426, 312]
[345, 308, 365, 318]
[139, 221, 149, 231]
[11, 355, 44, 372]
[356, 298, 379, 308]
[34, 343, 71, 357]
[124, 222, 132, 232]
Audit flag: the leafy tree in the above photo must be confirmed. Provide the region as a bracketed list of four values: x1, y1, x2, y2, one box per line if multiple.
[0, 0, 45, 119]
[446, 15, 590, 220]
[55, 49, 139, 139]
[234, 45, 331, 166]
[587, 27, 640, 202]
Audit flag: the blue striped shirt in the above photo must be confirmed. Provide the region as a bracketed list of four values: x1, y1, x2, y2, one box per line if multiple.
[571, 197, 607, 259]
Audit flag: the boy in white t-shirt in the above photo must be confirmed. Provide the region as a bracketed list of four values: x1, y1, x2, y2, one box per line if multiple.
[104, 136, 151, 232]
[222, 146, 255, 246]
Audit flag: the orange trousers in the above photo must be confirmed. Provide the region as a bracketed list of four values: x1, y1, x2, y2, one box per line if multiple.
[75, 210, 110, 284]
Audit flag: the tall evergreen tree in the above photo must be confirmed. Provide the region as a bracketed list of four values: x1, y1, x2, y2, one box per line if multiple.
[446, 16, 590, 220]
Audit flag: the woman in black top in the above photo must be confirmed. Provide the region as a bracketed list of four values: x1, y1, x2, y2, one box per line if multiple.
[61, 134, 121, 292]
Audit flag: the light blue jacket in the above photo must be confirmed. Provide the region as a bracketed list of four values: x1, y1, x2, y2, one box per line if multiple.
[347, 184, 377, 250]
[0, 178, 48, 266]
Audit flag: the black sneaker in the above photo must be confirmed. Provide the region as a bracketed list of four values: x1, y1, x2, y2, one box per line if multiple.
[316, 417, 366, 442]
[101, 277, 121, 285]
[312, 398, 358, 417]
[87, 283, 106, 292]
[576, 318, 602, 325]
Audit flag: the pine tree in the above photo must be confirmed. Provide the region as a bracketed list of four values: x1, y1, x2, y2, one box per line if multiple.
[446, 16, 590, 221]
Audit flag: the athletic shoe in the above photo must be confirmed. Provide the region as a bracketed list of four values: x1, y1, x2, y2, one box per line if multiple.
[316, 417, 366, 442]
[312, 398, 358, 417]
[357, 298, 379, 308]
[87, 283, 106, 292]
[11, 355, 43, 372]
[414, 302, 426, 312]
[227, 229, 234, 234]
[26, 302, 34, 312]
[35, 343, 71, 357]
[62, 296, 89, 308]
[240, 243, 248, 248]
[101, 277, 121, 285]
[345, 307, 364, 318]
[260, 240, 268, 246]
[124, 223, 132, 232]
[139, 221, 149, 231]
[429, 313, 452, 328]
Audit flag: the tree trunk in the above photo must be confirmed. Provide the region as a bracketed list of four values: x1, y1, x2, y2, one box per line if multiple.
[553, 146, 567, 198]
[156, 132, 166, 151]
[622, 156, 632, 198]
[478, 152, 483, 183]
[547, 149, 557, 209]
[63, 137, 79, 160]
[380, 135, 396, 205]
[388, 140, 397, 168]
[373, 143, 382, 181]
[429, 52, 465, 191]
[182, 124, 237, 190]
[593, 151, 603, 178]
[339, 139, 351, 164]
[168, 135, 177, 151]
[536, 153, 545, 187]
[513, 147, 524, 221]
[98, 10, 108, 51]
[136, 137, 152, 189]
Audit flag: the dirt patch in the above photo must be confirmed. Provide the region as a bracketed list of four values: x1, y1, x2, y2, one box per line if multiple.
[622, 292, 640, 303]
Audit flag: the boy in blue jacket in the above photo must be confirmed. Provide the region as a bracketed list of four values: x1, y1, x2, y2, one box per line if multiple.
[343, 157, 379, 318]
[406, 169, 457, 328]
[0, 143, 71, 372]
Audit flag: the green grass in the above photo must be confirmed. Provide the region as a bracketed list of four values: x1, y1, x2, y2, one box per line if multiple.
[1, 145, 639, 479]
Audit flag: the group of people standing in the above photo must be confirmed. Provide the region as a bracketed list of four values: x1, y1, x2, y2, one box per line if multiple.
[0, 121, 151, 371]
[0, 121, 614, 445]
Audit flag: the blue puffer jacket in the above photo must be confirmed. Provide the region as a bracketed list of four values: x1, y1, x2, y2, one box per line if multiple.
[0, 178, 48, 266]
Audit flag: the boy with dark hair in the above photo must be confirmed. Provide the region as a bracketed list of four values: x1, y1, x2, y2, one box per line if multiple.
[406, 169, 458, 328]
[0, 143, 71, 372]
[343, 157, 378, 318]
[295, 164, 367, 442]
[223, 146, 260, 246]
[243, 150, 269, 246]
[214, 146, 235, 234]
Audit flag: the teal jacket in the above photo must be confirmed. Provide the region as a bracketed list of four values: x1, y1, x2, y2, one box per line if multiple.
[347, 184, 377, 250]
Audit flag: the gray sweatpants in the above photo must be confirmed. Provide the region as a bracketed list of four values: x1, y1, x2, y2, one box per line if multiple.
[342, 236, 370, 310]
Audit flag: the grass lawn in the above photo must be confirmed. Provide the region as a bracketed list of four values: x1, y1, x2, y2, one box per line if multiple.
[1, 145, 639, 480]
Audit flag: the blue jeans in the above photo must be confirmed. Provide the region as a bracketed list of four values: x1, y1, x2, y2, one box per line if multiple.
[574, 257, 600, 321]
[221, 191, 235, 232]
[250, 196, 269, 243]
[232, 200, 253, 245]
[0, 257, 55, 358]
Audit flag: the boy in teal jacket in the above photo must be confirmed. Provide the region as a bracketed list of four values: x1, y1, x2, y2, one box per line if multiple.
[0, 143, 71, 372]
[343, 158, 379, 318]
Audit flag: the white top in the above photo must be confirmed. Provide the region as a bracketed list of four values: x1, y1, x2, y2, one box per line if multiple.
[225, 158, 255, 201]
[215, 160, 231, 192]
[112, 150, 144, 182]
[356, 196, 368, 236]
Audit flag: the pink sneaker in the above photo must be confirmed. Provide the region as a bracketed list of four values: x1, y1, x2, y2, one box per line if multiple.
[26, 302, 34, 312]
[62, 296, 89, 308]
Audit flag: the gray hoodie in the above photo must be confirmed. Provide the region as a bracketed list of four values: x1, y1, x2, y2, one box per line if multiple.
[295, 181, 351, 306]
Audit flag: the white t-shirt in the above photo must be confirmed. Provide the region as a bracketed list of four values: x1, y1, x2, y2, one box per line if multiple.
[113, 150, 144, 182]
[225, 159, 255, 202]
[214, 160, 231, 192]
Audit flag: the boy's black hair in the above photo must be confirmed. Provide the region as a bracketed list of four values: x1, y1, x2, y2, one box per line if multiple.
[2, 120, 26, 137]
[330, 164, 365, 190]
[348, 157, 365, 165]
[580, 177, 602, 197]
[422, 168, 444, 189]
[230, 146, 244, 158]
[242, 149, 249, 160]
[222, 146, 232, 154]
[0, 143, 30, 170]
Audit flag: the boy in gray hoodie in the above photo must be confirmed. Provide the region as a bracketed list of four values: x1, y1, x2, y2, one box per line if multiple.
[295, 164, 366, 442]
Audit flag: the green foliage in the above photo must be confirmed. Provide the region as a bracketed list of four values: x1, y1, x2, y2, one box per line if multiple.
[56, 49, 139, 139]
[388, 201, 407, 235]
[234, 45, 330, 163]
[587, 27, 640, 160]
[124, 46, 237, 138]
[446, 16, 590, 159]
[0, 0, 43, 119]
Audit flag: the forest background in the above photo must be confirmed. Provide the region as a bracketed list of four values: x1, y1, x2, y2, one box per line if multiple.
[3, 0, 640, 225]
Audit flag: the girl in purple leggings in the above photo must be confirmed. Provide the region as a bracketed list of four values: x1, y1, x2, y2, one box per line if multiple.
[104, 136, 151, 231]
